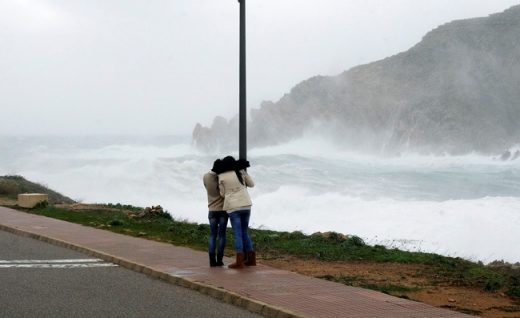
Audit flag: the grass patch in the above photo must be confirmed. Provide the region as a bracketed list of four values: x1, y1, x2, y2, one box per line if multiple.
[28, 205, 213, 252]
[318, 274, 420, 295]
[486, 305, 520, 313]
[108, 219, 125, 226]
[106, 203, 142, 213]
[20, 204, 520, 298]
[507, 286, 520, 298]
[440, 305, 482, 316]
[362, 283, 418, 294]
[254, 229, 464, 266]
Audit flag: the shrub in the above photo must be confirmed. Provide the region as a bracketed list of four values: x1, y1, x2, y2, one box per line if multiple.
[197, 224, 209, 232]
[506, 286, 520, 297]
[33, 201, 49, 209]
[108, 219, 124, 226]
[342, 235, 366, 248]
[327, 231, 347, 243]
[0, 180, 20, 195]
[288, 231, 306, 240]
[484, 276, 505, 291]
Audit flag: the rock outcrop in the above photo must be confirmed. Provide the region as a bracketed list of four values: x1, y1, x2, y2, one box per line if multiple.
[193, 5, 520, 155]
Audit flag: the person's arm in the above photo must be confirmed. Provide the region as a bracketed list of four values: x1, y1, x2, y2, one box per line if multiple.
[242, 170, 254, 188]
[219, 178, 226, 197]
[203, 174, 208, 189]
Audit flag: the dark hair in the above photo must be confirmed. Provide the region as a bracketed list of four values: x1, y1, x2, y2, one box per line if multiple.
[236, 159, 250, 170]
[220, 155, 244, 185]
[211, 159, 223, 174]
[220, 156, 236, 172]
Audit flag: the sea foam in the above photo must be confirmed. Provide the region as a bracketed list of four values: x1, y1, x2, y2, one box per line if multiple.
[1, 135, 519, 263]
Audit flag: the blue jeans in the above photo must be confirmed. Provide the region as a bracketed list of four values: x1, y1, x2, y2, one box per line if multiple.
[208, 211, 228, 255]
[229, 209, 254, 253]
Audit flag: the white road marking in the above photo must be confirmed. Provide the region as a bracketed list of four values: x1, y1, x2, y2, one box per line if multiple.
[0, 259, 118, 269]
[0, 259, 104, 264]
[0, 263, 118, 269]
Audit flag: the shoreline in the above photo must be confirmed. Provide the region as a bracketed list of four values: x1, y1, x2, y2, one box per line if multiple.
[1, 175, 520, 317]
[1, 201, 518, 317]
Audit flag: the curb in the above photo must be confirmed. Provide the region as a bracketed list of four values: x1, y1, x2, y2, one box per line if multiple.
[0, 223, 304, 318]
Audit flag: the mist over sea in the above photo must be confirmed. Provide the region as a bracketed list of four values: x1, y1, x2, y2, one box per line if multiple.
[1, 135, 519, 263]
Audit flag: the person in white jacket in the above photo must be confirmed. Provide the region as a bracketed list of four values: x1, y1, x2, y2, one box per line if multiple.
[218, 156, 256, 269]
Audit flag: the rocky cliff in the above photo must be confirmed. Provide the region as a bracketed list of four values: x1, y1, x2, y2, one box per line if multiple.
[193, 5, 520, 155]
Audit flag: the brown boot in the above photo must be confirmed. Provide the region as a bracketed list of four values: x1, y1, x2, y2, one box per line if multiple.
[228, 252, 245, 269]
[244, 251, 256, 266]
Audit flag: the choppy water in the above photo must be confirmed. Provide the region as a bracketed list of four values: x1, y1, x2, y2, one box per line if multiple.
[1, 135, 519, 263]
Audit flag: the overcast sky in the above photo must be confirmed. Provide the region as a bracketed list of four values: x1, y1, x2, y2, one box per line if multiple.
[1, 0, 519, 136]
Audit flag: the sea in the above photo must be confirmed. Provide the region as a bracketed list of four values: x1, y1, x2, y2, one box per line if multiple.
[1, 135, 519, 264]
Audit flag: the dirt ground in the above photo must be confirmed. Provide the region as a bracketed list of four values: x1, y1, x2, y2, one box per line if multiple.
[263, 257, 520, 317]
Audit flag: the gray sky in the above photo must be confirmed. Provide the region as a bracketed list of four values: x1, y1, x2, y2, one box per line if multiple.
[1, 0, 519, 136]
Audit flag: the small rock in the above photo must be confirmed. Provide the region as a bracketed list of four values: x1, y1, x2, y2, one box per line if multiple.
[500, 150, 511, 161]
[448, 298, 456, 303]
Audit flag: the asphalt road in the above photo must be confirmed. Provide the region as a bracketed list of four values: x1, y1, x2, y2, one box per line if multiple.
[0, 230, 261, 318]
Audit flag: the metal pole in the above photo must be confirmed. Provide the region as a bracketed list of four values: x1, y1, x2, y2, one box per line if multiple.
[238, 0, 247, 160]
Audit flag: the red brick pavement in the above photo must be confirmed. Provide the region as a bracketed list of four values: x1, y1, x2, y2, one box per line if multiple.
[0, 207, 474, 318]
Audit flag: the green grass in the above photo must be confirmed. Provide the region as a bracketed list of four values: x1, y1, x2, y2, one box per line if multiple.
[318, 274, 420, 294]
[252, 229, 455, 264]
[28, 205, 211, 252]
[19, 204, 520, 298]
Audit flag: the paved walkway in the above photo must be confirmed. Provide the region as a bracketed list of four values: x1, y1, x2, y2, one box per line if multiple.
[0, 206, 473, 318]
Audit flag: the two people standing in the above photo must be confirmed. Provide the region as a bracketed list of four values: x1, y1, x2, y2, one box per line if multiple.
[203, 156, 256, 269]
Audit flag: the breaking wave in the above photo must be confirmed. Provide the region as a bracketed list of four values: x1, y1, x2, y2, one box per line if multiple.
[1, 135, 519, 263]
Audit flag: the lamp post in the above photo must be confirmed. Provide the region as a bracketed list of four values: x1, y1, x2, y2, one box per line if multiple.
[238, 0, 247, 160]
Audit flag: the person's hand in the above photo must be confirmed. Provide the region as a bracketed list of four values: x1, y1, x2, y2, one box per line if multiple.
[237, 159, 250, 170]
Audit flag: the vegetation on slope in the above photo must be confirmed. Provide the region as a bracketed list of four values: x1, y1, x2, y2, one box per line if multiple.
[0, 175, 75, 204]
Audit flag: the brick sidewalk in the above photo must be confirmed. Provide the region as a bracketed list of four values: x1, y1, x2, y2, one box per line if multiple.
[0, 206, 473, 318]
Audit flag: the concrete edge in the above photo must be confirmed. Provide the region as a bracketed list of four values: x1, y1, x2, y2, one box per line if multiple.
[0, 223, 305, 318]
